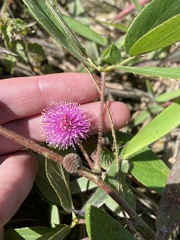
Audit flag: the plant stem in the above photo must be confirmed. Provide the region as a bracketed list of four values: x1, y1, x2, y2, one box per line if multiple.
[78, 143, 94, 170]
[78, 166, 155, 240]
[105, 101, 122, 191]
[106, 56, 136, 72]
[85, 66, 123, 187]
[0, 125, 63, 164]
[94, 71, 106, 172]
[0, 124, 155, 239]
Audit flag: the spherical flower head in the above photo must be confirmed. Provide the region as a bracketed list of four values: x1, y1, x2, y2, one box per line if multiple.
[41, 101, 90, 149]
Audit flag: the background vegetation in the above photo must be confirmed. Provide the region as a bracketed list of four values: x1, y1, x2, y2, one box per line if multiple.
[0, 0, 180, 239]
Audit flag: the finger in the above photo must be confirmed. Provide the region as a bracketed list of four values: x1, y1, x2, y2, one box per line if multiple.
[0, 101, 130, 154]
[0, 228, 3, 240]
[0, 151, 38, 227]
[0, 73, 99, 124]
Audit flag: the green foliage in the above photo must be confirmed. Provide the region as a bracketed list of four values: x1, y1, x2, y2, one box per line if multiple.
[4, 227, 50, 240]
[45, 158, 73, 210]
[108, 131, 170, 193]
[130, 147, 170, 193]
[2, 0, 180, 239]
[63, 15, 107, 46]
[85, 205, 136, 240]
[122, 98, 180, 158]
[0, 16, 30, 48]
[156, 89, 180, 103]
[35, 155, 60, 204]
[4, 225, 71, 240]
[22, 0, 90, 66]
[82, 154, 136, 216]
[3, 54, 16, 74]
[125, 0, 180, 56]
[36, 225, 71, 240]
[113, 66, 180, 80]
[129, 104, 164, 127]
[0, 15, 45, 74]
[109, 43, 121, 65]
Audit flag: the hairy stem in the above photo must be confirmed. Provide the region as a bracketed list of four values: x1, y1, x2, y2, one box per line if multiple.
[94, 71, 106, 171]
[78, 143, 94, 170]
[0, 125, 63, 164]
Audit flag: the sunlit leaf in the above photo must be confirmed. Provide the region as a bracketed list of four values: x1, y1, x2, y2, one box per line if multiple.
[109, 43, 121, 65]
[23, 0, 90, 65]
[37, 225, 71, 240]
[70, 177, 97, 194]
[122, 98, 180, 158]
[156, 89, 180, 102]
[63, 15, 107, 46]
[129, 147, 170, 193]
[125, 0, 180, 56]
[114, 66, 180, 80]
[4, 227, 50, 240]
[109, 131, 170, 193]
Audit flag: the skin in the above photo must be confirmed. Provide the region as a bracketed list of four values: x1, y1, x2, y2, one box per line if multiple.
[0, 73, 130, 238]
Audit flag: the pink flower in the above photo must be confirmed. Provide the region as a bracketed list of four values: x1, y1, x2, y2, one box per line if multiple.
[41, 101, 90, 149]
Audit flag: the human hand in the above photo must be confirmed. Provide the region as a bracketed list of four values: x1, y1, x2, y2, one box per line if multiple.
[0, 73, 130, 238]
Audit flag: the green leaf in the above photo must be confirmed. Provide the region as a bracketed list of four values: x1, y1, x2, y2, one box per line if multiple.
[23, 0, 90, 65]
[82, 153, 136, 214]
[28, 43, 45, 63]
[104, 159, 136, 216]
[81, 188, 108, 212]
[86, 205, 136, 240]
[109, 131, 170, 193]
[0, 16, 30, 48]
[37, 225, 71, 240]
[128, 15, 180, 56]
[50, 205, 60, 227]
[3, 54, 16, 74]
[114, 66, 180, 80]
[125, 0, 180, 56]
[109, 44, 121, 65]
[96, 20, 128, 32]
[122, 98, 180, 158]
[35, 155, 60, 205]
[105, 160, 136, 210]
[129, 147, 170, 193]
[146, 79, 155, 100]
[70, 177, 97, 194]
[63, 15, 107, 46]
[12, 40, 28, 63]
[45, 158, 73, 209]
[130, 104, 164, 127]
[156, 89, 180, 103]
[4, 227, 50, 240]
